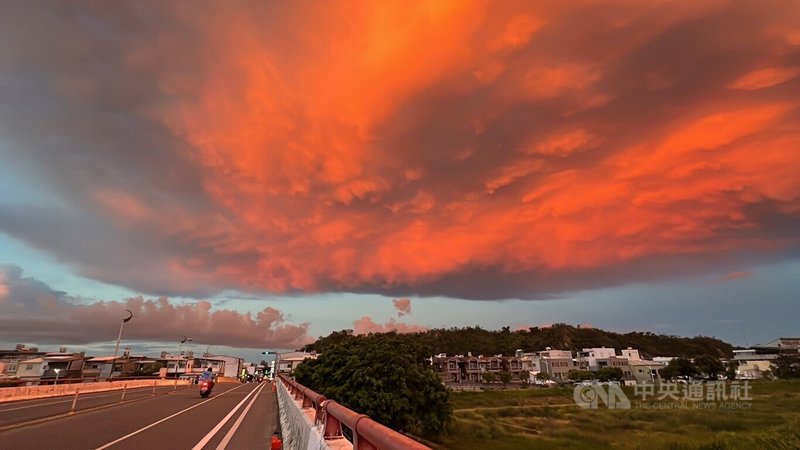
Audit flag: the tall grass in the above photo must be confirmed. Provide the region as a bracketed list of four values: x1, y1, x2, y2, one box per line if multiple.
[435, 380, 800, 449]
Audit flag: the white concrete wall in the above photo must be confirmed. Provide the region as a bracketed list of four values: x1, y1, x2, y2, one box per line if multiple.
[276, 381, 351, 450]
[0, 379, 189, 403]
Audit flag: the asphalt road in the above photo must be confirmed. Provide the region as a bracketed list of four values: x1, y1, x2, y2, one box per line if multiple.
[0, 382, 279, 450]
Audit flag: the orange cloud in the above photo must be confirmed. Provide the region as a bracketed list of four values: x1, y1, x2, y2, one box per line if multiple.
[393, 298, 412, 317]
[1, 1, 799, 300]
[353, 316, 428, 335]
[729, 67, 800, 90]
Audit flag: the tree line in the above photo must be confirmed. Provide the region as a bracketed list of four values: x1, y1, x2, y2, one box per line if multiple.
[303, 323, 734, 358]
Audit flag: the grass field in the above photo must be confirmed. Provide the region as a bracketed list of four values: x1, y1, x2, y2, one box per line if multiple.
[434, 381, 800, 450]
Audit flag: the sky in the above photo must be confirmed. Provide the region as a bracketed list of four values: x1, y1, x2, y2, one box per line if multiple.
[0, 1, 798, 362]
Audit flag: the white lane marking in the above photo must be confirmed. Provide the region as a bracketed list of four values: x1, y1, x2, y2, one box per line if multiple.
[0, 387, 159, 412]
[191, 383, 264, 450]
[94, 384, 246, 450]
[214, 383, 265, 450]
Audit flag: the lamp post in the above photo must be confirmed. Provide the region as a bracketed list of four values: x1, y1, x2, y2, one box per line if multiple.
[175, 336, 191, 382]
[262, 351, 278, 379]
[54, 368, 61, 385]
[110, 310, 134, 380]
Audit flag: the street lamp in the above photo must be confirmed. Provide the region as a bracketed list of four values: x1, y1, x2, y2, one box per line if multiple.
[110, 309, 134, 380]
[262, 351, 278, 379]
[54, 368, 61, 385]
[175, 336, 192, 379]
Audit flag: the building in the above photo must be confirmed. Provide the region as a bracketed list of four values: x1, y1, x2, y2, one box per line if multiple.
[274, 351, 317, 375]
[576, 347, 616, 370]
[16, 351, 87, 385]
[756, 337, 800, 352]
[16, 357, 47, 384]
[0, 345, 46, 376]
[82, 353, 146, 380]
[431, 353, 530, 384]
[621, 348, 641, 360]
[40, 352, 88, 384]
[625, 359, 664, 384]
[537, 349, 575, 381]
[732, 349, 778, 379]
[205, 355, 244, 378]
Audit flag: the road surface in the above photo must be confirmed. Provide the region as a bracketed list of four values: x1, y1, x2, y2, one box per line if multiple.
[0, 381, 278, 449]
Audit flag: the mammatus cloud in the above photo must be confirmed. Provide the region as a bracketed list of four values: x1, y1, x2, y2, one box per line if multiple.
[0, 2, 799, 300]
[353, 316, 428, 335]
[0, 265, 312, 349]
[393, 298, 412, 317]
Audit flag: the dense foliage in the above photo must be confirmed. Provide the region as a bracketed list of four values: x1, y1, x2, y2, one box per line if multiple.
[595, 367, 624, 381]
[293, 332, 450, 436]
[659, 357, 701, 379]
[303, 323, 733, 358]
[772, 354, 800, 379]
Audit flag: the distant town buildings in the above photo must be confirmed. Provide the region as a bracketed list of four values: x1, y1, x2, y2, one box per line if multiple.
[0, 344, 245, 386]
[2, 336, 798, 387]
[429, 337, 800, 387]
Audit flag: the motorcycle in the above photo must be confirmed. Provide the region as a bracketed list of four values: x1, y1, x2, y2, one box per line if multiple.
[199, 379, 215, 398]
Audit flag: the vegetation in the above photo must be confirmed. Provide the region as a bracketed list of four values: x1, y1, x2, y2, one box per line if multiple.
[772, 354, 800, 379]
[568, 369, 592, 381]
[437, 380, 800, 449]
[660, 357, 701, 380]
[292, 332, 450, 436]
[694, 355, 726, 379]
[595, 367, 624, 382]
[303, 324, 733, 359]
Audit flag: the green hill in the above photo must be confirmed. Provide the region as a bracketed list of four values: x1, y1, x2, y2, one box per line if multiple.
[305, 323, 733, 358]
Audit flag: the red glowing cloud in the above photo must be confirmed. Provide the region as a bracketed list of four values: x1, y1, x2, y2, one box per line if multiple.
[393, 298, 412, 317]
[0, 2, 799, 299]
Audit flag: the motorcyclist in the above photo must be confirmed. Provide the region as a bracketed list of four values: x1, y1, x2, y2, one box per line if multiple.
[199, 367, 215, 382]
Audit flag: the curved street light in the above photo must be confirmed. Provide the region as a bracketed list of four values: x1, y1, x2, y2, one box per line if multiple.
[110, 309, 134, 380]
[174, 336, 192, 388]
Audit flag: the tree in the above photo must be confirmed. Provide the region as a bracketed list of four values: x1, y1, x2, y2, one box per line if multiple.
[293, 332, 450, 436]
[498, 371, 512, 386]
[595, 367, 624, 382]
[725, 360, 738, 381]
[659, 357, 700, 380]
[694, 355, 725, 379]
[772, 354, 800, 379]
[535, 372, 550, 383]
[481, 372, 497, 384]
[568, 369, 592, 381]
[518, 371, 530, 385]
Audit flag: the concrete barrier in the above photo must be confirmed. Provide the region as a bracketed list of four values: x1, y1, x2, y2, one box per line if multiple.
[276, 380, 350, 450]
[0, 379, 190, 403]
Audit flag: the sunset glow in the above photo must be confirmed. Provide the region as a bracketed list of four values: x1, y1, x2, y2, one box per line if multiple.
[0, 1, 798, 353]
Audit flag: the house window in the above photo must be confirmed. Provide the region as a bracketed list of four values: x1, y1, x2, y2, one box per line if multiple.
[25, 365, 33, 370]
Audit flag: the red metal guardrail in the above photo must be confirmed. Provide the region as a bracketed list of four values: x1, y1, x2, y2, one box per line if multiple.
[278, 374, 431, 450]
